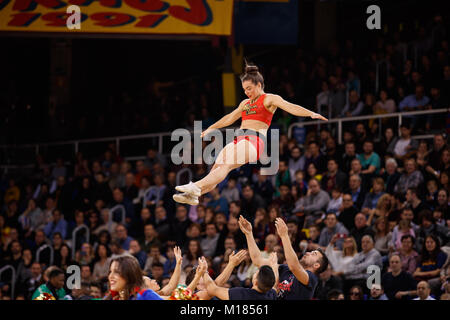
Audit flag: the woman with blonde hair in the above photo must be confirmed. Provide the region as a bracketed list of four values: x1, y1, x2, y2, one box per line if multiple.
[367, 193, 393, 226]
[325, 234, 358, 276]
[372, 217, 392, 256]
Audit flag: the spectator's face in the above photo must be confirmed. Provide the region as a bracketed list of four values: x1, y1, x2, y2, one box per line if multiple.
[52, 234, 62, 246]
[308, 180, 320, 195]
[386, 161, 397, 175]
[227, 218, 239, 233]
[116, 226, 127, 240]
[351, 159, 362, 173]
[434, 135, 445, 150]
[11, 242, 21, 255]
[136, 161, 145, 173]
[31, 263, 42, 277]
[189, 241, 198, 254]
[400, 127, 411, 138]
[405, 160, 415, 174]
[125, 173, 135, 187]
[354, 214, 366, 229]
[150, 247, 160, 258]
[51, 274, 65, 289]
[57, 176, 65, 187]
[373, 181, 383, 193]
[144, 225, 155, 238]
[81, 266, 91, 279]
[363, 142, 373, 154]
[242, 187, 253, 199]
[345, 143, 356, 156]
[401, 237, 413, 252]
[437, 190, 448, 205]
[415, 86, 424, 99]
[356, 124, 365, 135]
[327, 160, 337, 173]
[155, 207, 166, 220]
[349, 91, 359, 103]
[325, 214, 337, 229]
[113, 189, 124, 202]
[425, 237, 436, 252]
[371, 284, 383, 298]
[265, 235, 277, 251]
[108, 261, 126, 292]
[287, 223, 297, 235]
[90, 286, 101, 298]
[389, 255, 402, 273]
[224, 238, 236, 250]
[129, 241, 140, 254]
[205, 224, 217, 237]
[291, 148, 301, 159]
[98, 245, 107, 258]
[141, 209, 151, 221]
[361, 236, 374, 252]
[216, 214, 227, 225]
[35, 232, 45, 244]
[309, 143, 319, 156]
[279, 185, 289, 197]
[417, 281, 430, 300]
[349, 176, 361, 190]
[176, 207, 187, 220]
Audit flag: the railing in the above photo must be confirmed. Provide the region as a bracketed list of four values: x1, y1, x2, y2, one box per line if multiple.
[36, 244, 54, 266]
[72, 225, 90, 260]
[109, 205, 126, 225]
[0, 265, 16, 298]
[288, 108, 449, 145]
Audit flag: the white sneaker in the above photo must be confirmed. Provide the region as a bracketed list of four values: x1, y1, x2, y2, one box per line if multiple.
[173, 192, 199, 206]
[175, 181, 201, 197]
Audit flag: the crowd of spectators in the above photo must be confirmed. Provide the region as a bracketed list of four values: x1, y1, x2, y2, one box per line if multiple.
[0, 13, 450, 301]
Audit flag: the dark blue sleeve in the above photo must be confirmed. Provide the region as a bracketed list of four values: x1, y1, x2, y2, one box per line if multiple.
[305, 270, 318, 290]
[228, 287, 244, 300]
[437, 252, 448, 268]
[137, 289, 164, 300]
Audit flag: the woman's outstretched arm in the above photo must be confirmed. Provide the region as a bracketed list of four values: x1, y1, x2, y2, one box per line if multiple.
[158, 246, 183, 296]
[201, 100, 247, 137]
[266, 94, 328, 121]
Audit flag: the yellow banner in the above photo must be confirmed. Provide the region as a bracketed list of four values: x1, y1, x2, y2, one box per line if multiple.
[0, 0, 233, 35]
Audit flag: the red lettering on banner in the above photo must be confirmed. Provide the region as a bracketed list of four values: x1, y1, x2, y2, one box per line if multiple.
[123, 0, 168, 12]
[12, 0, 66, 11]
[90, 12, 135, 26]
[136, 14, 167, 28]
[7, 12, 40, 26]
[168, 0, 212, 26]
[41, 11, 68, 26]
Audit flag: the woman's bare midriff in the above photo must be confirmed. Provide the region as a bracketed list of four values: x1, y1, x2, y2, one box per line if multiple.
[240, 119, 268, 136]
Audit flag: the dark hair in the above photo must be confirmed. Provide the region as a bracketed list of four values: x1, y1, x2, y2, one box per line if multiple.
[421, 234, 441, 263]
[349, 285, 364, 300]
[418, 209, 433, 224]
[151, 262, 164, 269]
[256, 265, 275, 293]
[240, 63, 264, 89]
[48, 267, 64, 280]
[95, 243, 111, 262]
[185, 268, 197, 287]
[186, 239, 204, 261]
[401, 234, 415, 243]
[327, 289, 343, 300]
[315, 247, 329, 274]
[407, 187, 419, 197]
[104, 255, 144, 300]
[230, 200, 242, 208]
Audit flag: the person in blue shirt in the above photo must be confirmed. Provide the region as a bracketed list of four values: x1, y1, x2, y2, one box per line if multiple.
[399, 84, 430, 129]
[43, 209, 68, 239]
[239, 215, 329, 300]
[205, 186, 229, 216]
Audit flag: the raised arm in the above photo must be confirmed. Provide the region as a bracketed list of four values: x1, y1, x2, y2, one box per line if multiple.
[187, 256, 208, 292]
[266, 94, 327, 121]
[239, 215, 270, 267]
[202, 272, 230, 300]
[201, 101, 246, 138]
[158, 246, 182, 296]
[215, 250, 247, 286]
[267, 252, 279, 292]
[275, 218, 310, 286]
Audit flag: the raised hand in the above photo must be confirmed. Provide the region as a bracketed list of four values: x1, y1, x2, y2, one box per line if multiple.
[275, 218, 288, 238]
[200, 128, 215, 139]
[196, 256, 208, 276]
[238, 215, 252, 236]
[173, 246, 183, 265]
[311, 112, 328, 121]
[229, 250, 247, 267]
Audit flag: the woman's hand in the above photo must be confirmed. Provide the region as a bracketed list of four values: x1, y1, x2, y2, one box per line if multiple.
[310, 112, 328, 121]
[200, 128, 215, 139]
[174, 246, 182, 265]
[228, 250, 247, 267]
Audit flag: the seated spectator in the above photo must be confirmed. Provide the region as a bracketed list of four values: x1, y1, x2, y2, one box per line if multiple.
[341, 90, 364, 117]
[318, 212, 349, 250]
[321, 159, 348, 194]
[325, 235, 358, 275]
[339, 142, 357, 174]
[271, 184, 295, 218]
[133, 175, 152, 207]
[162, 246, 177, 277]
[425, 133, 448, 179]
[252, 208, 269, 247]
[19, 199, 45, 238]
[387, 123, 418, 162]
[413, 281, 435, 300]
[92, 244, 111, 281]
[374, 89, 396, 114]
[372, 217, 392, 256]
[369, 283, 388, 300]
[338, 194, 358, 231]
[306, 163, 323, 182]
[292, 170, 308, 198]
[128, 240, 146, 270]
[31, 267, 66, 300]
[413, 235, 448, 283]
[348, 285, 364, 300]
[327, 188, 343, 214]
[143, 245, 167, 275]
[405, 188, 430, 224]
[367, 194, 393, 227]
[43, 209, 67, 240]
[181, 239, 203, 270]
[394, 158, 424, 194]
[357, 140, 381, 176]
[240, 184, 266, 221]
[343, 235, 383, 294]
[327, 289, 345, 300]
[314, 264, 343, 300]
[304, 141, 327, 174]
[115, 224, 133, 251]
[201, 223, 220, 258]
[391, 220, 416, 252]
[111, 188, 135, 224]
[399, 84, 430, 129]
[362, 178, 386, 221]
[382, 158, 401, 194]
[75, 242, 95, 267]
[345, 174, 366, 211]
[415, 210, 450, 253]
[293, 178, 330, 227]
[221, 178, 240, 203]
[350, 213, 375, 252]
[58, 244, 76, 271]
[382, 254, 417, 300]
[288, 146, 306, 181]
[274, 160, 292, 198]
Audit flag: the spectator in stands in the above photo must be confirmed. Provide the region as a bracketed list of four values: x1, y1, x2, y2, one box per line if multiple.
[128, 240, 146, 269]
[348, 285, 364, 300]
[388, 124, 419, 163]
[240, 184, 265, 221]
[405, 188, 429, 224]
[293, 178, 330, 227]
[182, 239, 203, 269]
[346, 174, 366, 211]
[288, 146, 305, 181]
[325, 235, 357, 275]
[425, 133, 448, 178]
[93, 243, 111, 281]
[111, 188, 134, 224]
[314, 264, 343, 300]
[350, 213, 375, 251]
[343, 235, 382, 294]
[341, 90, 364, 117]
[139, 224, 161, 255]
[399, 84, 430, 129]
[321, 159, 348, 194]
[143, 245, 167, 275]
[382, 158, 401, 194]
[221, 178, 240, 203]
[394, 158, 424, 194]
[362, 178, 386, 219]
[358, 140, 381, 177]
[413, 281, 435, 300]
[327, 188, 343, 214]
[369, 283, 388, 300]
[19, 199, 45, 238]
[415, 210, 450, 253]
[171, 205, 192, 247]
[382, 254, 417, 300]
[414, 234, 448, 284]
[318, 212, 349, 250]
[206, 186, 229, 217]
[338, 193, 358, 231]
[304, 141, 327, 173]
[115, 224, 133, 250]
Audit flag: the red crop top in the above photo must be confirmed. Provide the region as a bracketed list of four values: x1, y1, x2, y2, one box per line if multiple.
[241, 94, 274, 126]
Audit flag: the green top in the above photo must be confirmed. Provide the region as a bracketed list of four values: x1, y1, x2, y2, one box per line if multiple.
[32, 284, 67, 300]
